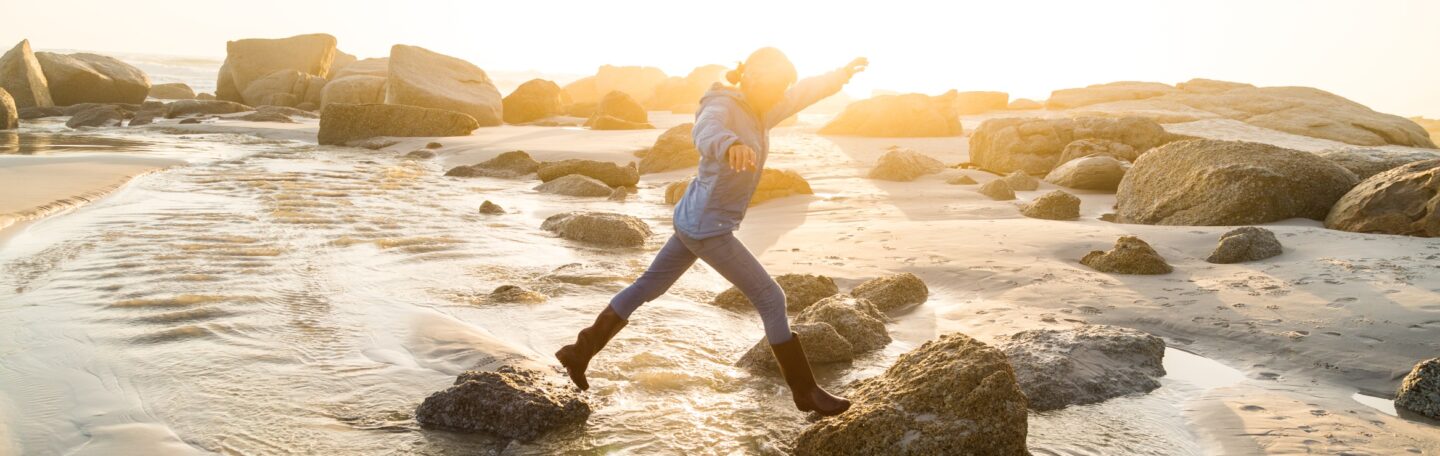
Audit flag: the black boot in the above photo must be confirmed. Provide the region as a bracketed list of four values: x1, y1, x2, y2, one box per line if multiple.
[771, 332, 851, 416]
[555, 306, 628, 390]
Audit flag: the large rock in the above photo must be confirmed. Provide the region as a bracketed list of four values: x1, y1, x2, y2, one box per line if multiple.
[537, 159, 638, 187]
[414, 365, 590, 442]
[819, 91, 962, 137]
[639, 123, 699, 174]
[1206, 226, 1283, 264]
[995, 325, 1166, 411]
[533, 174, 613, 197]
[585, 90, 647, 127]
[217, 34, 337, 104]
[849, 273, 928, 313]
[385, 44, 502, 127]
[794, 294, 889, 353]
[968, 116, 1169, 175]
[148, 82, 194, 100]
[953, 91, 1009, 115]
[240, 68, 325, 107]
[1008, 98, 1042, 110]
[562, 65, 668, 104]
[0, 40, 53, 108]
[0, 88, 15, 130]
[540, 211, 652, 247]
[735, 323, 855, 374]
[1394, 357, 1440, 419]
[713, 273, 840, 313]
[317, 103, 479, 145]
[1115, 139, 1359, 225]
[446, 151, 540, 178]
[792, 332, 1029, 455]
[663, 168, 813, 206]
[1046, 81, 1180, 110]
[1314, 148, 1440, 181]
[320, 75, 385, 108]
[646, 64, 725, 110]
[1044, 155, 1129, 191]
[36, 52, 150, 105]
[1324, 159, 1440, 237]
[65, 104, 127, 128]
[867, 146, 945, 181]
[1020, 190, 1081, 220]
[333, 57, 388, 79]
[1081, 236, 1172, 274]
[502, 79, 565, 124]
[164, 99, 251, 118]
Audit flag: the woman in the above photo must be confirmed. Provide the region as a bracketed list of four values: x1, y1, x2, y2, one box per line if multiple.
[556, 48, 867, 416]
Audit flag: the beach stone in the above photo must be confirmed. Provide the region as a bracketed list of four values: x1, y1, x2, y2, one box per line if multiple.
[533, 174, 614, 197]
[1021, 190, 1081, 221]
[478, 200, 505, 214]
[178, 118, 203, 124]
[1081, 236, 1172, 274]
[217, 34, 337, 104]
[978, 178, 1016, 200]
[537, 159, 639, 188]
[954, 91, 1009, 115]
[195, 92, 215, 101]
[868, 146, 945, 181]
[0, 40, 53, 108]
[1314, 148, 1440, 181]
[639, 123, 699, 174]
[488, 285, 547, 304]
[240, 68, 324, 107]
[969, 116, 1169, 175]
[1115, 139, 1358, 225]
[996, 325, 1166, 411]
[713, 273, 840, 313]
[414, 365, 590, 442]
[795, 294, 889, 353]
[404, 149, 435, 159]
[0, 88, 15, 129]
[320, 75, 385, 109]
[1045, 155, 1129, 191]
[502, 79, 565, 124]
[1395, 357, 1440, 419]
[561, 65, 668, 105]
[446, 151, 540, 178]
[386, 44, 502, 127]
[317, 103, 478, 146]
[792, 332, 1029, 456]
[587, 115, 652, 130]
[585, 90, 647, 127]
[148, 82, 195, 100]
[1206, 227, 1282, 264]
[647, 64, 726, 110]
[1325, 159, 1440, 237]
[164, 99, 251, 118]
[607, 186, 631, 202]
[426, 142, 443, 149]
[849, 273, 928, 313]
[233, 111, 294, 123]
[65, 104, 127, 128]
[819, 91, 962, 137]
[540, 211, 652, 247]
[333, 57, 388, 79]
[946, 174, 978, 185]
[735, 323, 855, 374]
[36, 52, 150, 105]
[128, 111, 158, 126]
[1002, 170, 1039, 191]
[1057, 138, 1139, 164]
[18, 106, 63, 119]
[60, 102, 134, 116]
[344, 137, 398, 150]
[663, 168, 813, 206]
[1008, 98, 1042, 110]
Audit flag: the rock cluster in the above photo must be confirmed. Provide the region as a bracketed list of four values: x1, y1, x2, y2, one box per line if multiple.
[713, 273, 839, 313]
[969, 116, 1169, 175]
[216, 34, 337, 107]
[735, 294, 890, 374]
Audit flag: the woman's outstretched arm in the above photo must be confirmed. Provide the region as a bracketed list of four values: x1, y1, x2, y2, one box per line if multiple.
[693, 101, 740, 162]
[764, 57, 868, 128]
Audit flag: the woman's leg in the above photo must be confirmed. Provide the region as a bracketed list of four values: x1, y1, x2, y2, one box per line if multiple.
[608, 233, 699, 319]
[679, 232, 792, 344]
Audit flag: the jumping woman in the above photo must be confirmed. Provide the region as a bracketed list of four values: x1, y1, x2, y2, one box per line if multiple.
[556, 48, 867, 416]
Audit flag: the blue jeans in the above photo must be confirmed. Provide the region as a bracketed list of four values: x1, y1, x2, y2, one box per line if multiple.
[609, 232, 792, 344]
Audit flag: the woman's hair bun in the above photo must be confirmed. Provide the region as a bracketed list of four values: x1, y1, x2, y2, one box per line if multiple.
[725, 62, 744, 84]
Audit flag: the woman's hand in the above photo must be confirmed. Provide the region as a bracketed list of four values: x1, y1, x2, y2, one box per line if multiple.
[844, 57, 868, 77]
[726, 143, 757, 172]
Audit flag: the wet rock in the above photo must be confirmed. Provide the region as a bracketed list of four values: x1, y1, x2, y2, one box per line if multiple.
[946, 174, 978, 185]
[1207, 227, 1282, 263]
[1325, 159, 1440, 237]
[664, 168, 813, 206]
[1395, 357, 1440, 419]
[216, 34, 337, 104]
[128, 111, 158, 126]
[978, 178, 1016, 200]
[18, 105, 63, 119]
[37, 51, 150, 105]
[1007, 98, 1041, 110]
[178, 118, 203, 124]
[65, 104, 127, 128]
[1002, 170, 1039, 191]
[0, 40, 54, 108]
[533, 174, 614, 197]
[164, 99, 251, 118]
[502, 78, 565, 124]
[1116, 139, 1358, 226]
[540, 211, 652, 247]
[317, 103, 478, 146]
[404, 150, 435, 159]
[148, 82, 195, 100]
[478, 200, 505, 214]
[1045, 155, 1129, 191]
[232, 111, 294, 123]
[639, 123, 699, 174]
[414, 365, 590, 442]
[969, 116, 1168, 175]
[868, 146, 945, 181]
[1020, 190, 1081, 221]
[344, 137, 398, 150]
[488, 285, 547, 304]
[61, 102, 134, 116]
[996, 325, 1166, 411]
[537, 159, 639, 188]
[795, 294, 889, 353]
[426, 142, 443, 149]
[792, 332, 1029, 455]
[540, 262, 633, 286]
[561, 65, 668, 105]
[1057, 138, 1139, 164]
[954, 91, 1009, 115]
[446, 151, 540, 178]
[386, 44, 503, 127]
[820, 91, 962, 137]
[735, 323, 855, 374]
[1081, 236, 1172, 274]
[0, 88, 15, 129]
[849, 273, 928, 313]
[606, 186, 631, 202]
[713, 273, 840, 313]
[320, 75, 385, 109]
[1315, 148, 1440, 181]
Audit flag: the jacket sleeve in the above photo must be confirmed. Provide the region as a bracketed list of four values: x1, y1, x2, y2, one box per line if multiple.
[693, 102, 739, 161]
[764, 68, 850, 128]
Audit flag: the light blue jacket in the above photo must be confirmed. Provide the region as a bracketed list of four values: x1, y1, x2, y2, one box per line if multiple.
[674, 69, 850, 239]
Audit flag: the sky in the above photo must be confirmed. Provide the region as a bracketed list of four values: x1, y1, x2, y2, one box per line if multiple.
[8, 0, 1440, 117]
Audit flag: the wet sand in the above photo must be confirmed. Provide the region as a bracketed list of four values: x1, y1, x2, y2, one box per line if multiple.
[0, 154, 182, 241]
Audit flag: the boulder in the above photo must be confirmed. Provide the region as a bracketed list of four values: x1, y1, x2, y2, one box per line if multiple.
[195, 92, 215, 101]
[330, 50, 357, 77]
[792, 332, 1029, 455]
[0, 88, 15, 129]
[1394, 357, 1440, 419]
[1046, 81, 1180, 110]
[1314, 148, 1440, 181]
[65, 104, 127, 128]
[819, 91, 962, 137]
[1081, 236, 1172, 274]
[533, 174, 614, 197]
[1020, 190, 1081, 220]
[639, 123, 699, 174]
[735, 323, 855, 374]
[586, 90, 647, 126]
[946, 174, 978, 185]
[867, 146, 945, 181]
[713, 273, 840, 313]
[217, 34, 337, 104]
[1057, 138, 1139, 164]
[502, 79, 565, 124]
[148, 82, 195, 100]
[663, 168, 813, 206]
[240, 68, 324, 107]
[1115, 139, 1359, 225]
[446, 150, 540, 178]
[647, 64, 725, 110]
[1007, 98, 1042, 110]
[794, 295, 889, 353]
[968, 116, 1169, 175]
[478, 200, 505, 214]
[414, 365, 590, 442]
[607, 186, 631, 202]
[1002, 170, 1039, 191]
[61, 102, 135, 116]
[953, 91, 1009, 115]
[18, 106, 63, 119]
[0, 40, 53, 108]
[978, 179, 1016, 200]
[1325, 159, 1440, 237]
[36, 52, 151, 105]
[537, 159, 639, 187]
[562, 65, 668, 104]
[540, 211, 652, 247]
[386, 44, 503, 127]
[488, 285, 546, 304]
[317, 103, 479, 146]
[164, 99, 251, 118]
[128, 111, 157, 126]
[849, 273, 928, 313]
[995, 325, 1166, 411]
[587, 115, 653, 130]
[333, 57, 388, 79]
[1206, 226, 1282, 264]
[562, 101, 597, 118]
[1045, 155, 1129, 191]
[320, 75, 386, 109]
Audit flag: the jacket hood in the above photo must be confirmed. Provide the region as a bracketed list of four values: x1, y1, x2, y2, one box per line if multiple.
[701, 83, 754, 114]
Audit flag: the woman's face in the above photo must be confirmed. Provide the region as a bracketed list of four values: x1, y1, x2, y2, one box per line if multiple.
[741, 69, 791, 113]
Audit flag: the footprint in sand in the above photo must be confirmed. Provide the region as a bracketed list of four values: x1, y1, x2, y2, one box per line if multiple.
[1240, 405, 1266, 412]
